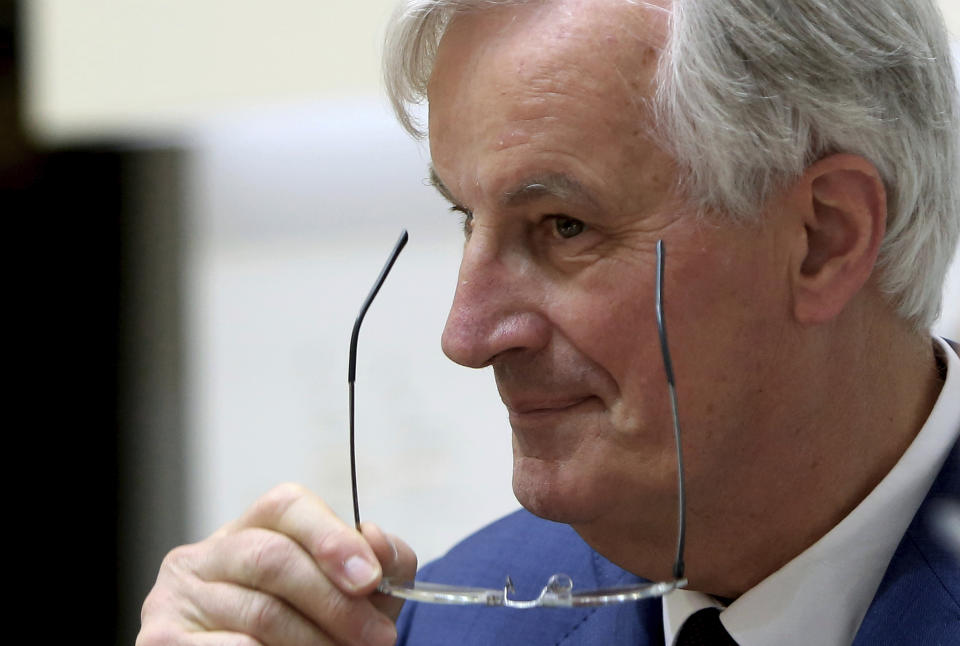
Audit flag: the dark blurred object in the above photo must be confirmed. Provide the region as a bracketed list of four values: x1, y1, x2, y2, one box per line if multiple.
[3, 2, 187, 643]
[0, 2, 32, 184]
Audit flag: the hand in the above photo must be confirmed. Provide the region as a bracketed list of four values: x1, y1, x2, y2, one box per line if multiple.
[137, 483, 417, 646]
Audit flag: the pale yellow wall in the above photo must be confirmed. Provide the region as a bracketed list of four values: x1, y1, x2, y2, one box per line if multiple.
[23, 0, 400, 142]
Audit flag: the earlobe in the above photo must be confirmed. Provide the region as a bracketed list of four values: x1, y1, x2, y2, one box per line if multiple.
[791, 155, 886, 325]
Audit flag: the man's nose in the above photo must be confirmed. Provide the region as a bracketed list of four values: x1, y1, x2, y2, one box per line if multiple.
[441, 234, 550, 368]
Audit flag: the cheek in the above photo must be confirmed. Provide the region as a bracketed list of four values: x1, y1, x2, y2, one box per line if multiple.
[551, 281, 671, 438]
[658, 246, 793, 442]
[675, 245, 790, 358]
[552, 277, 657, 372]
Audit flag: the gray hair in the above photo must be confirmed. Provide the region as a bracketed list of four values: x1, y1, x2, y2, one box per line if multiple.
[383, 0, 960, 329]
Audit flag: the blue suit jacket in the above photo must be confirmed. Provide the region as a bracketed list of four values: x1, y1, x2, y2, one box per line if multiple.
[397, 439, 959, 645]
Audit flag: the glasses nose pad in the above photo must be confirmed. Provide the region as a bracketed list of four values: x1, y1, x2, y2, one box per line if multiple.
[537, 573, 574, 606]
[545, 574, 573, 593]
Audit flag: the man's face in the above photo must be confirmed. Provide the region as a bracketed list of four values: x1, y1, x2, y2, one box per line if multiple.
[429, 0, 798, 567]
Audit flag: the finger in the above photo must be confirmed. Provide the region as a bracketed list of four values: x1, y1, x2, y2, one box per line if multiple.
[137, 550, 269, 646]
[233, 483, 382, 595]
[138, 626, 265, 646]
[359, 523, 417, 582]
[197, 528, 397, 646]
[360, 524, 418, 620]
[385, 533, 417, 582]
[189, 634, 264, 646]
[140, 543, 211, 634]
[189, 580, 337, 646]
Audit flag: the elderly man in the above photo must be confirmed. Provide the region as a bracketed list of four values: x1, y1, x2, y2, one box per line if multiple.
[138, 0, 959, 644]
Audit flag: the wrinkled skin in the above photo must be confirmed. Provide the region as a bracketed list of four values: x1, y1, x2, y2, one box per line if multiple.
[137, 484, 416, 646]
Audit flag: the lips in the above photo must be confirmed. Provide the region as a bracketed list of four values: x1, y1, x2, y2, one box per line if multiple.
[505, 395, 601, 457]
[505, 396, 592, 416]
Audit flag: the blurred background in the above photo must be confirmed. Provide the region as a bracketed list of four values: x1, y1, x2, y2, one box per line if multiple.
[2, 1, 958, 643]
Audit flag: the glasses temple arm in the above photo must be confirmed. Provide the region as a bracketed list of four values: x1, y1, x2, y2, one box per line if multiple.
[348, 230, 409, 383]
[349, 229, 409, 528]
[656, 239, 687, 581]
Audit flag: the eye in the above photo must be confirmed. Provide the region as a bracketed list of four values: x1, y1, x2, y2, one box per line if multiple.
[552, 216, 585, 239]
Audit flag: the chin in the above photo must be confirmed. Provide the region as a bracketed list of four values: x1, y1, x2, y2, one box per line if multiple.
[511, 455, 612, 525]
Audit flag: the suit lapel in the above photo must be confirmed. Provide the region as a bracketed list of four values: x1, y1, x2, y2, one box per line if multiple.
[852, 436, 960, 644]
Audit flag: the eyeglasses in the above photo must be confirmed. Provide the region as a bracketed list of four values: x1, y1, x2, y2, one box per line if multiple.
[348, 231, 688, 607]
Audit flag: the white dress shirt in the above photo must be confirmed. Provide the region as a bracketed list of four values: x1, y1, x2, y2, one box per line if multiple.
[663, 337, 960, 646]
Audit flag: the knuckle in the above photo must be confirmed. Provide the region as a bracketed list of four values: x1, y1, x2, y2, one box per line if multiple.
[149, 543, 204, 602]
[244, 532, 296, 585]
[316, 587, 363, 633]
[261, 482, 309, 510]
[160, 542, 201, 573]
[139, 586, 162, 620]
[255, 482, 335, 520]
[245, 482, 325, 526]
[243, 593, 286, 636]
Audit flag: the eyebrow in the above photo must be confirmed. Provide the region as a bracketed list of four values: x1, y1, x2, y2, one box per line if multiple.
[428, 166, 458, 206]
[501, 174, 598, 208]
[428, 165, 599, 210]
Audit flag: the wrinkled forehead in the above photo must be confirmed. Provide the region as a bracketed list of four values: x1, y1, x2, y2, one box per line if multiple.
[428, 0, 670, 103]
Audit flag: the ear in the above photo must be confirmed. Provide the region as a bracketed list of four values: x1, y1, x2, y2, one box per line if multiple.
[790, 154, 887, 325]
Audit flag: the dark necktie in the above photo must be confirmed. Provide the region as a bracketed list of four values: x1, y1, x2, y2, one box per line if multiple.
[675, 607, 739, 646]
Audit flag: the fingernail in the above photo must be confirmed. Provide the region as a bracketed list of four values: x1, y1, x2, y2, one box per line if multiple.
[362, 616, 397, 646]
[386, 535, 399, 565]
[343, 555, 379, 588]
